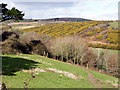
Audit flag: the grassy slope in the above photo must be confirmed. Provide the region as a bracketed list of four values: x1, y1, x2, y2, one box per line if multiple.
[2, 54, 118, 88]
[109, 22, 118, 29]
[91, 48, 118, 56]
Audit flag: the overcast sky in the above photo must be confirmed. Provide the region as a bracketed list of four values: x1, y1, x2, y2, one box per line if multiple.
[1, 0, 119, 20]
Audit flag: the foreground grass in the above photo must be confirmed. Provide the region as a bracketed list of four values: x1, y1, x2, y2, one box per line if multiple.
[2, 54, 118, 88]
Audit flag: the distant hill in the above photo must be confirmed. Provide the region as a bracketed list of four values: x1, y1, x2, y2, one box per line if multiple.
[40, 17, 92, 22]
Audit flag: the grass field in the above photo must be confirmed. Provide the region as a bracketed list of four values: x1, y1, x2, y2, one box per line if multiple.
[91, 48, 118, 54]
[2, 54, 118, 88]
[109, 22, 118, 29]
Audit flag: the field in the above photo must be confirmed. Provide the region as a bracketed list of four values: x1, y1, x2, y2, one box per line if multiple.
[91, 48, 118, 55]
[2, 54, 118, 88]
[2, 20, 66, 31]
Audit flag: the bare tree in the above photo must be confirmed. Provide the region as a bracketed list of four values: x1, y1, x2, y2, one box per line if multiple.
[48, 36, 88, 64]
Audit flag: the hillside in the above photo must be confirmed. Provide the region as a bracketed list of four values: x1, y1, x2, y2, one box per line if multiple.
[21, 21, 119, 50]
[40, 17, 91, 22]
[2, 54, 118, 88]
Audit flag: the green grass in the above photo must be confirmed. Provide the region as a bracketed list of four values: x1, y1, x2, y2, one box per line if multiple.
[2, 54, 118, 88]
[87, 69, 117, 82]
[91, 48, 118, 54]
[109, 22, 118, 28]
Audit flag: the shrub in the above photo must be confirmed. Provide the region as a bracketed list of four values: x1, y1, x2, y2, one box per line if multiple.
[88, 43, 119, 50]
[2, 32, 49, 55]
[2, 34, 29, 54]
[83, 50, 97, 68]
[19, 31, 41, 43]
[108, 54, 118, 77]
[96, 35, 103, 40]
[2, 31, 19, 41]
[28, 40, 48, 56]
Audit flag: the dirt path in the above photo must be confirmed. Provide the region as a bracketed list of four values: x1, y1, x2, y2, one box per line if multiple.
[84, 69, 103, 88]
[83, 69, 118, 88]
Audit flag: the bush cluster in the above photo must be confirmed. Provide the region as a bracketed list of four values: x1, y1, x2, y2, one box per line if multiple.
[2, 31, 19, 41]
[2, 31, 49, 55]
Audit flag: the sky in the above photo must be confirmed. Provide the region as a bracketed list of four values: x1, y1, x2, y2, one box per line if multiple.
[0, 0, 120, 20]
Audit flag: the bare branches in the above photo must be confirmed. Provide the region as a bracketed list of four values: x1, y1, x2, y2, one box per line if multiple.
[48, 36, 88, 64]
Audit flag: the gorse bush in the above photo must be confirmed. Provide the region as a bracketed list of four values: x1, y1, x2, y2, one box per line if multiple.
[21, 21, 109, 38]
[88, 43, 120, 50]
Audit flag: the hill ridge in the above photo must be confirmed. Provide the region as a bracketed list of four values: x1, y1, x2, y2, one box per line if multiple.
[40, 17, 92, 22]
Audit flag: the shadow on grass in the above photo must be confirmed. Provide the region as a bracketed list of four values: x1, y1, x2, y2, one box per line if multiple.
[2, 56, 40, 76]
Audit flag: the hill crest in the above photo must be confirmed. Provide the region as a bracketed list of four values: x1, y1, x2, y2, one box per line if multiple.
[40, 17, 92, 22]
